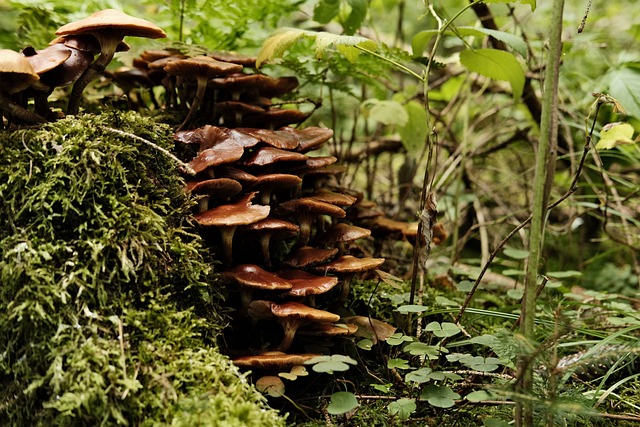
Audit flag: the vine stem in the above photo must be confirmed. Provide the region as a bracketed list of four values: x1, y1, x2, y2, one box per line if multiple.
[102, 126, 195, 175]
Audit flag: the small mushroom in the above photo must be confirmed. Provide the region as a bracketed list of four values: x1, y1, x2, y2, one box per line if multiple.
[222, 264, 292, 315]
[0, 49, 44, 125]
[163, 56, 242, 130]
[193, 192, 269, 265]
[277, 268, 339, 307]
[185, 177, 242, 212]
[282, 246, 338, 269]
[248, 300, 340, 351]
[318, 223, 371, 255]
[233, 351, 320, 370]
[314, 255, 385, 303]
[250, 173, 302, 205]
[241, 218, 299, 267]
[55, 9, 167, 115]
[278, 197, 346, 245]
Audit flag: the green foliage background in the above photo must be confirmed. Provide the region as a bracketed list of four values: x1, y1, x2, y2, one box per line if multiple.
[0, 112, 285, 426]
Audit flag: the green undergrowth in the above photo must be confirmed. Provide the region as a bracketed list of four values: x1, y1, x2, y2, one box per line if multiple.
[0, 112, 285, 426]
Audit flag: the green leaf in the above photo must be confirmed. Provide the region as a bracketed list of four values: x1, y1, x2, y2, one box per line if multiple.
[327, 391, 359, 415]
[387, 333, 414, 346]
[420, 384, 460, 408]
[460, 355, 502, 372]
[388, 358, 411, 370]
[425, 322, 461, 338]
[396, 304, 429, 314]
[306, 355, 357, 374]
[405, 367, 433, 384]
[344, 0, 368, 35]
[398, 101, 428, 153]
[257, 28, 376, 67]
[456, 280, 473, 292]
[466, 390, 497, 402]
[357, 338, 373, 350]
[546, 270, 583, 279]
[361, 99, 408, 126]
[607, 67, 640, 117]
[404, 342, 443, 359]
[484, 0, 536, 11]
[595, 122, 636, 149]
[459, 48, 525, 100]
[506, 289, 524, 300]
[313, 0, 340, 23]
[502, 246, 529, 259]
[456, 27, 527, 58]
[387, 398, 416, 420]
[411, 29, 439, 56]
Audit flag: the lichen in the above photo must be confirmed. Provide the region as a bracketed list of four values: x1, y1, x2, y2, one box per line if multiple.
[0, 111, 285, 426]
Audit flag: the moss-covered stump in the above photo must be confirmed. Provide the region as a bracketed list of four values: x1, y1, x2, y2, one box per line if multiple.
[0, 112, 285, 426]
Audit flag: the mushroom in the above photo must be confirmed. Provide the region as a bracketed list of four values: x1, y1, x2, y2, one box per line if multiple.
[187, 140, 245, 177]
[55, 9, 167, 115]
[241, 218, 299, 267]
[318, 223, 371, 255]
[236, 127, 301, 150]
[277, 268, 339, 307]
[0, 49, 45, 125]
[282, 246, 338, 269]
[24, 43, 94, 118]
[222, 264, 292, 315]
[314, 255, 385, 303]
[193, 192, 269, 265]
[185, 177, 242, 212]
[232, 351, 320, 370]
[278, 197, 346, 245]
[163, 56, 242, 130]
[248, 300, 340, 351]
[240, 146, 308, 169]
[250, 173, 302, 205]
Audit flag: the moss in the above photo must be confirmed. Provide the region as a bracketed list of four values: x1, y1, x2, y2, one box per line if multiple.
[0, 112, 285, 426]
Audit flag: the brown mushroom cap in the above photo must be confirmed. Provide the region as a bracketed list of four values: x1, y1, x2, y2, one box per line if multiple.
[0, 49, 39, 93]
[251, 173, 302, 204]
[209, 51, 257, 67]
[233, 351, 320, 370]
[241, 108, 310, 129]
[315, 255, 385, 275]
[24, 44, 72, 75]
[175, 125, 260, 151]
[277, 269, 339, 299]
[248, 300, 341, 350]
[241, 146, 308, 167]
[282, 246, 338, 268]
[236, 127, 301, 150]
[342, 315, 397, 344]
[298, 322, 358, 337]
[187, 141, 245, 175]
[315, 255, 385, 303]
[164, 55, 242, 78]
[310, 189, 358, 207]
[319, 223, 371, 244]
[241, 218, 299, 267]
[186, 177, 242, 212]
[194, 192, 269, 228]
[223, 264, 292, 291]
[223, 264, 292, 314]
[290, 126, 334, 153]
[56, 9, 167, 39]
[194, 192, 270, 264]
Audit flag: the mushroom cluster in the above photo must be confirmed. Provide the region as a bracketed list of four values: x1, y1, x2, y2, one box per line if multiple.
[165, 59, 393, 379]
[0, 9, 166, 126]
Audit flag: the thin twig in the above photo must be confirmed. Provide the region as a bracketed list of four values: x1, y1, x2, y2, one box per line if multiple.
[102, 126, 195, 175]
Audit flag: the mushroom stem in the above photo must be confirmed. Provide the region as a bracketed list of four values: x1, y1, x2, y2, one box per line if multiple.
[67, 44, 117, 115]
[275, 320, 300, 352]
[176, 76, 207, 131]
[338, 273, 356, 304]
[219, 225, 238, 266]
[258, 232, 274, 268]
[0, 92, 46, 125]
